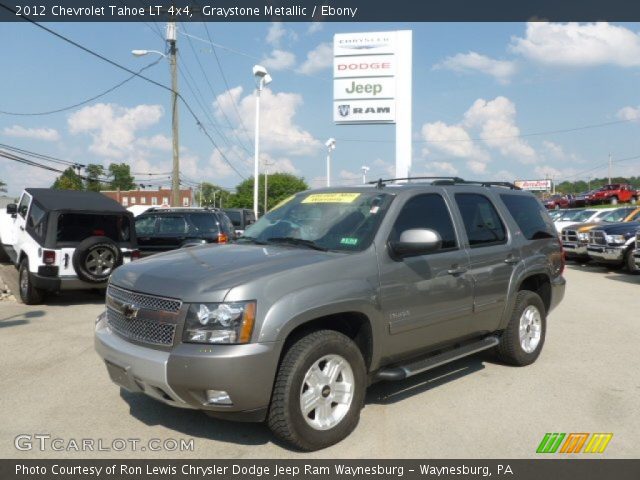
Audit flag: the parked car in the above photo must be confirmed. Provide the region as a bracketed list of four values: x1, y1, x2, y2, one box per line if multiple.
[134, 207, 235, 256]
[588, 183, 638, 205]
[553, 208, 597, 233]
[586, 221, 640, 273]
[571, 190, 596, 208]
[96, 179, 565, 451]
[223, 208, 256, 236]
[0, 188, 139, 304]
[561, 207, 638, 262]
[543, 194, 570, 210]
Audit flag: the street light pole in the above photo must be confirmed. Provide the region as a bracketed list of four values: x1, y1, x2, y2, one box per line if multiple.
[264, 160, 273, 214]
[325, 138, 336, 187]
[252, 65, 272, 219]
[361, 165, 370, 184]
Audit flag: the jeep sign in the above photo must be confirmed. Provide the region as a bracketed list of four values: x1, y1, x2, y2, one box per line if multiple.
[334, 78, 395, 100]
[333, 100, 395, 123]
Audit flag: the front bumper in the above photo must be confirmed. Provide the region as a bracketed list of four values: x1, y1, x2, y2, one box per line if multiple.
[95, 313, 281, 421]
[562, 242, 589, 259]
[586, 245, 625, 263]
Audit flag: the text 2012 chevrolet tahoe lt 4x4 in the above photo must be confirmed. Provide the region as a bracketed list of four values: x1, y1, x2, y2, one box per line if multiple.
[95, 178, 565, 451]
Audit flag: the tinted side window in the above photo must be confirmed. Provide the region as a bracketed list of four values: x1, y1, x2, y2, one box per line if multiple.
[135, 216, 157, 235]
[27, 202, 47, 240]
[188, 214, 220, 234]
[390, 194, 457, 250]
[156, 216, 188, 234]
[18, 194, 30, 218]
[455, 193, 506, 247]
[500, 194, 556, 240]
[224, 210, 241, 227]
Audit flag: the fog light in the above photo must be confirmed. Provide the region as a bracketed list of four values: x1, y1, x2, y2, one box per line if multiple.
[205, 389, 232, 405]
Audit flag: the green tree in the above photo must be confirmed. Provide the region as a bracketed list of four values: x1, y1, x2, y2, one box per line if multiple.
[108, 163, 135, 191]
[0, 179, 6, 193]
[196, 182, 232, 207]
[85, 164, 105, 192]
[227, 173, 308, 213]
[52, 167, 84, 190]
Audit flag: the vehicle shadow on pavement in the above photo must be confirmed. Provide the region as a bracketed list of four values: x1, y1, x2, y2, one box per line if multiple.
[41, 291, 106, 306]
[603, 273, 640, 285]
[0, 309, 44, 329]
[120, 390, 275, 447]
[366, 355, 486, 405]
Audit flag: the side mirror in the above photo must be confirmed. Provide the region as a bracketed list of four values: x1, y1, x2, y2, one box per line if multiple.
[6, 203, 17, 215]
[389, 229, 442, 258]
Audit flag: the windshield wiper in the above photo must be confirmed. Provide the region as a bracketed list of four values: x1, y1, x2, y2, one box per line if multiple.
[266, 237, 328, 251]
[237, 236, 269, 245]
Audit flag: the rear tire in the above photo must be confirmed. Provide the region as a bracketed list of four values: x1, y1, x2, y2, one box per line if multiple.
[268, 330, 366, 451]
[18, 258, 45, 305]
[610, 196, 618, 205]
[496, 291, 546, 366]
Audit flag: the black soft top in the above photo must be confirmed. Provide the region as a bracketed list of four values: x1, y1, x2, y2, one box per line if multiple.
[25, 188, 127, 213]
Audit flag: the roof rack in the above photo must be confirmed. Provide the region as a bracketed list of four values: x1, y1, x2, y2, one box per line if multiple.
[369, 177, 520, 190]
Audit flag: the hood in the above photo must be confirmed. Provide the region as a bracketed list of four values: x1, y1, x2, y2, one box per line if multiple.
[110, 243, 338, 300]
[590, 221, 640, 234]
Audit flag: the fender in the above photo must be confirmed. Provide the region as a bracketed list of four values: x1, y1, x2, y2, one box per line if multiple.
[257, 279, 385, 370]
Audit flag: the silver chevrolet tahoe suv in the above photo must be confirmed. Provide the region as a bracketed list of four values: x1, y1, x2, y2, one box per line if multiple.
[95, 178, 566, 451]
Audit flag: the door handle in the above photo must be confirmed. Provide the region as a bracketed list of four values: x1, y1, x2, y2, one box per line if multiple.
[447, 266, 468, 275]
[504, 256, 520, 265]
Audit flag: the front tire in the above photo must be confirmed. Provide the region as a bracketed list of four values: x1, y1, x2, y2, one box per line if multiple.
[610, 196, 618, 205]
[625, 248, 639, 274]
[496, 291, 546, 366]
[267, 330, 366, 451]
[18, 258, 45, 305]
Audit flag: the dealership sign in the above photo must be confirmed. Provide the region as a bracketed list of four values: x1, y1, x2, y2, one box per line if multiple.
[333, 30, 412, 177]
[515, 179, 552, 191]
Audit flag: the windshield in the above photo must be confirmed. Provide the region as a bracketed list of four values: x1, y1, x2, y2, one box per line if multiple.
[241, 191, 393, 252]
[558, 210, 585, 221]
[601, 208, 635, 222]
[559, 210, 594, 222]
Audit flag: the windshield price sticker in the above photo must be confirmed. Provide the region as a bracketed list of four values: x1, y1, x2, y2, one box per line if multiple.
[302, 193, 361, 204]
[340, 237, 359, 246]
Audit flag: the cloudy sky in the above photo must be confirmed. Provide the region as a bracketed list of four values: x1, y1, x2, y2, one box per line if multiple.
[2, 21, 640, 196]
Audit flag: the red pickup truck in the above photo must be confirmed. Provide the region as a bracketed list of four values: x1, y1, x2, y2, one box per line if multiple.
[589, 184, 638, 205]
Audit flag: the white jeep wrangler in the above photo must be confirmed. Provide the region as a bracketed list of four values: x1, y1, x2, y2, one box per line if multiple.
[0, 188, 139, 304]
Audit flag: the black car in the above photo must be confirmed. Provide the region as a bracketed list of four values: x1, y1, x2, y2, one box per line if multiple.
[134, 208, 235, 256]
[223, 208, 256, 235]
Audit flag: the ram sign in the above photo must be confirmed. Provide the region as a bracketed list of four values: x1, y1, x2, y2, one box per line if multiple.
[515, 179, 552, 191]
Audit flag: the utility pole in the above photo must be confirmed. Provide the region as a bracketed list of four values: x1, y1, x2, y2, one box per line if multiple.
[361, 166, 370, 184]
[263, 160, 273, 214]
[608, 152, 612, 184]
[167, 21, 180, 207]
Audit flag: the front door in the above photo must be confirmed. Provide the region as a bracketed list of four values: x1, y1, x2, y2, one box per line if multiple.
[378, 193, 474, 361]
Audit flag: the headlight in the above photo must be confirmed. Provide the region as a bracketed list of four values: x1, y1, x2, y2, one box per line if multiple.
[605, 234, 625, 245]
[578, 232, 589, 242]
[183, 301, 256, 344]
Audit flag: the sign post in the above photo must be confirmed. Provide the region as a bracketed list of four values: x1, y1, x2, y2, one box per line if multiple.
[333, 30, 412, 179]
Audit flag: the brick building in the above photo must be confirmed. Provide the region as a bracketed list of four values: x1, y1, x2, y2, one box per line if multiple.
[101, 187, 193, 207]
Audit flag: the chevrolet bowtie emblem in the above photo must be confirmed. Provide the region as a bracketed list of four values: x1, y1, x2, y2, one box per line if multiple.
[122, 303, 139, 320]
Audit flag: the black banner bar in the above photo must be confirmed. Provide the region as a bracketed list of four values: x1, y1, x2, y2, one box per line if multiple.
[1, 460, 639, 480]
[2, 0, 640, 22]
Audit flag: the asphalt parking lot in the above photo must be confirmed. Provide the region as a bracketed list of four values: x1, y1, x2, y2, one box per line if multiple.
[0, 263, 639, 459]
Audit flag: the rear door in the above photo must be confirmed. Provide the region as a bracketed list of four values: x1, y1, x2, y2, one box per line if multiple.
[134, 214, 158, 255]
[154, 215, 188, 251]
[452, 192, 518, 335]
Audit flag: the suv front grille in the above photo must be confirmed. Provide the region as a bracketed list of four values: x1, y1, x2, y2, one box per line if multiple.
[106, 309, 176, 346]
[562, 229, 578, 242]
[589, 230, 607, 245]
[107, 285, 182, 312]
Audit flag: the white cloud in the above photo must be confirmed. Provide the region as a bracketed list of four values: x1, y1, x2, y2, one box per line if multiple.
[68, 103, 163, 158]
[266, 22, 286, 46]
[261, 49, 296, 71]
[136, 134, 172, 151]
[421, 121, 488, 160]
[510, 22, 640, 67]
[463, 96, 537, 164]
[213, 86, 320, 157]
[298, 42, 333, 75]
[3, 125, 60, 141]
[466, 160, 487, 174]
[434, 51, 516, 84]
[617, 105, 640, 121]
[427, 161, 459, 175]
[307, 22, 323, 34]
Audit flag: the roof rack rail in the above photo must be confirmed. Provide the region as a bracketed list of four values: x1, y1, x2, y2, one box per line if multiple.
[368, 177, 520, 190]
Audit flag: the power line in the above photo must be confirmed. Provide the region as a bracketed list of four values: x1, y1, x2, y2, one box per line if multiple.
[0, 57, 162, 116]
[0, 2, 247, 180]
